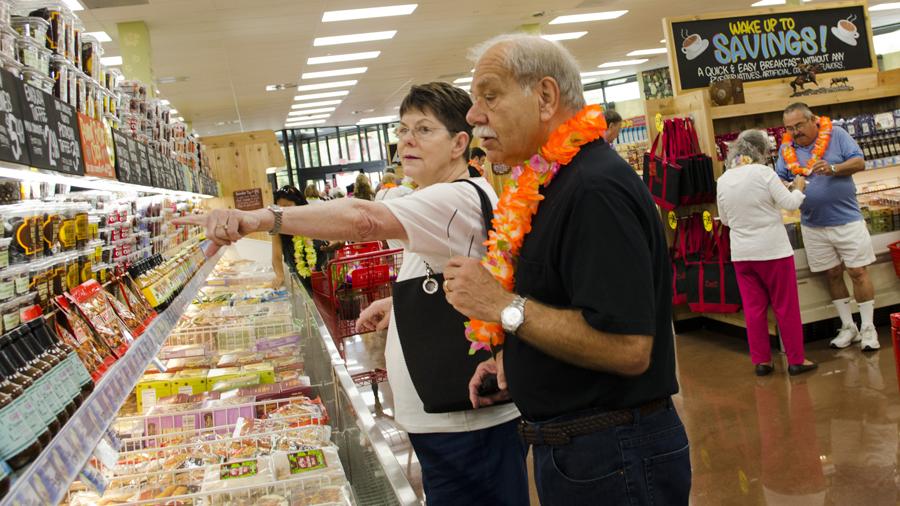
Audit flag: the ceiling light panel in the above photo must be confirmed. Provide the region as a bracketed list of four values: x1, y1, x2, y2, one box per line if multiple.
[870, 2, 900, 10]
[453, 77, 473, 84]
[322, 4, 417, 22]
[357, 115, 398, 125]
[302, 67, 367, 79]
[314, 31, 397, 46]
[286, 107, 337, 115]
[101, 56, 123, 66]
[541, 32, 588, 41]
[293, 90, 350, 101]
[598, 59, 648, 67]
[627, 48, 668, 56]
[296, 80, 357, 91]
[581, 70, 622, 77]
[85, 31, 111, 42]
[307, 51, 380, 65]
[287, 113, 331, 120]
[286, 120, 327, 127]
[291, 100, 343, 109]
[549, 11, 628, 24]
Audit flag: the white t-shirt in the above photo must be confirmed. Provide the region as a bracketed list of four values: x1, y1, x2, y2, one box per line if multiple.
[380, 177, 521, 433]
[375, 186, 415, 251]
[716, 163, 805, 262]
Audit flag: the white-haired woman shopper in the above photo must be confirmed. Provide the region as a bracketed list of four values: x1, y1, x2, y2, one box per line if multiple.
[717, 130, 817, 376]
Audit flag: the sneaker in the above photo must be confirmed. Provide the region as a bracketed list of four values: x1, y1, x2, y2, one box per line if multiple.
[859, 325, 880, 351]
[830, 324, 860, 349]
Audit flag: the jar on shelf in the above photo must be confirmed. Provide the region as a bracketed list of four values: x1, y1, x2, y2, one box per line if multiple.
[4, 206, 42, 265]
[0, 25, 16, 60]
[0, 238, 9, 270]
[0, 267, 14, 303]
[74, 202, 89, 249]
[40, 204, 61, 257]
[16, 37, 51, 77]
[0, 178, 20, 205]
[22, 69, 53, 94]
[49, 54, 68, 103]
[58, 203, 77, 252]
[10, 17, 50, 45]
[28, 260, 49, 308]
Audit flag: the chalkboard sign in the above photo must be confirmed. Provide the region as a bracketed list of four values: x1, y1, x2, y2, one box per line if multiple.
[111, 130, 135, 184]
[54, 100, 83, 176]
[172, 160, 185, 191]
[136, 143, 152, 187]
[18, 81, 59, 171]
[0, 69, 29, 166]
[234, 188, 263, 210]
[667, 4, 874, 92]
[124, 137, 143, 185]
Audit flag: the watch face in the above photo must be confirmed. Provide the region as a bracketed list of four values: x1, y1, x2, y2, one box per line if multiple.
[501, 306, 523, 329]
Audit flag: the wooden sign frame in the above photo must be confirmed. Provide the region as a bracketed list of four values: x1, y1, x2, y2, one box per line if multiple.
[663, 0, 877, 96]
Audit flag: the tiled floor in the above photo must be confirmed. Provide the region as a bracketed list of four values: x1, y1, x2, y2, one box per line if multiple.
[344, 326, 900, 505]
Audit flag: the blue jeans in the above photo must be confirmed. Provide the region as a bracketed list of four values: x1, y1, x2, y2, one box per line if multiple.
[532, 400, 691, 506]
[408, 418, 529, 506]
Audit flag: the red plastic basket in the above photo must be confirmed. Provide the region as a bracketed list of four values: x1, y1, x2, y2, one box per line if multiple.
[889, 241, 900, 278]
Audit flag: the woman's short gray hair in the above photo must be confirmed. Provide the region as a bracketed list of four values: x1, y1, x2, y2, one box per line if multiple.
[727, 129, 769, 167]
[469, 34, 586, 111]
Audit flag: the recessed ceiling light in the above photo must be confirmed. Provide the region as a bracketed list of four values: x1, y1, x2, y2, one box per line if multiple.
[286, 107, 337, 115]
[870, 2, 900, 10]
[598, 59, 647, 67]
[287, 113, 332, 120]
[607, 78, 628, 85]
[291, 100, 343, 109]
[160, 99, 170, 105]
[286, 120, 328, 127]
[294, 90, 350, 101]
[314, 30, 398, 46]
[307, 51, 381, 65]
[581, 69, 621, 77]
[627, 48, 668, 56]
[295, 80, 357, 92]
[62, 0, 84, 11]
[549, 10, 628, 24]
[101, 56, 123, 66]
[85, 31, 112, 42]
[357, 115, 398, 125]
[302, 67, 367, 80]
[322, 4, 417, 22]
[453, 76, 473, 84]
[541, 31, 588, 41]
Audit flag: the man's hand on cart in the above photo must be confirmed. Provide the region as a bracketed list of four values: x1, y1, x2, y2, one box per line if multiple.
[356, 297, 393, 333]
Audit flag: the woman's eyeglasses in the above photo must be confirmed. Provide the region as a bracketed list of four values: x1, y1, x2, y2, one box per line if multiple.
[394, 125, 449, 141]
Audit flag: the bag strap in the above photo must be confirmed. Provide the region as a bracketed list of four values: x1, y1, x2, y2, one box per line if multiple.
[454, 179, 495, 234]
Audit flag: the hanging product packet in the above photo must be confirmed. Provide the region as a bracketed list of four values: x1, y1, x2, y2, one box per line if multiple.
[66, 279, 134, 358]
[111, 268, 157, 329]
[54, 295, 115, 379]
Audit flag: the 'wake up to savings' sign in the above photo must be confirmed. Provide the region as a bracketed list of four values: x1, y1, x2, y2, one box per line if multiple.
[668, 4, 873, 91]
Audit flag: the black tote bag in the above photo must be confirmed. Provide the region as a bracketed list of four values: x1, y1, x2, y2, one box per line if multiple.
[643, 120, 682, 210]
[392, 179, 506, 413]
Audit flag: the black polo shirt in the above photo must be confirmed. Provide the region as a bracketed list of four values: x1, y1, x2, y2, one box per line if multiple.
[504, 138, 678, 421]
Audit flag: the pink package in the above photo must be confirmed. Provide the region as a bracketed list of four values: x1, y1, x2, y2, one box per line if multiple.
[200, 396, 257, 434]
[253, 333, 301, 352]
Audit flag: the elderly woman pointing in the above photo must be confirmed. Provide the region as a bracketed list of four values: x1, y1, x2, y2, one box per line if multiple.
[175, 82, 526, 505]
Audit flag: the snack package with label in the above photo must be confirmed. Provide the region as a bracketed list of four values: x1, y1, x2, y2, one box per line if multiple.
[67, 279, 133, 358]
[159, 343, 208, 360]
[136, 372, 174, 414]
[200, 454, 276, 493]
[253, 333, 301, 353]
[110, 273, 157, 328]
[216, 350, 263, 368]
[166, 356, 214, 373]
[54, 294, 117, 376]
[201, 395, 257, 434]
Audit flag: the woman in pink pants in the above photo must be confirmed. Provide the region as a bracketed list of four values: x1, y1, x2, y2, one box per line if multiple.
[716, 130, 818, 376]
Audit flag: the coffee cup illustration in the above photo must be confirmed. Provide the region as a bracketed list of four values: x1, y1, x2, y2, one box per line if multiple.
[831, 15, 860, 46]
[681, 30, 709, 60]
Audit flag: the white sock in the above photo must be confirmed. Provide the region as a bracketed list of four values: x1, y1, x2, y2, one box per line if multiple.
[833, 298, 855, 328]
[859, 300, 875, 329]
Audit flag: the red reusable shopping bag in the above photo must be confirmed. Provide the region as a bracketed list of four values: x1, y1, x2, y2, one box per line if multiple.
[686, 221, 742, 313]
[643, 120, 682, 211]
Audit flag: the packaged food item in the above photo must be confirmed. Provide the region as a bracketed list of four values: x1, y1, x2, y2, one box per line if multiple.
[0, 54, 18, 78]
[172, 368, 208, 396]
[16, 38, 51, 76]
[135, 373, 174, 414]
[40, 203, 61, 256]
[58, 203, 77, 251]
[0, 297, 20, 332]
[4, 206, 43, 264]
[28, 260, 50, 309]
[52, 315, 108, 381]
[0, 238, 9, 270]
[67, 279, 132, 357]
[10, 17, 50, 44]
[200, 395, 256, 433]
[22, 69, 52, 93]
[49, 54, 68, 103]
[74, 202, 89, 249]
[159, 343, 207, 360]
[0, 269, 14, 303]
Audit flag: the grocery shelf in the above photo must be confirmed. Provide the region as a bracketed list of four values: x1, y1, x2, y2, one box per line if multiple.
[0, 245, 223, 506]
[709, 84, 900, 120]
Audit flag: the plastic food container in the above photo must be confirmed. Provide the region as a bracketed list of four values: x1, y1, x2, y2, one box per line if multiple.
[0, 296, 20, 332]
[80, 34, 101, 80]
[17, 37, 51, 76]
[0, 25, 16, 59]
[0, 54, 22, 78]
[10, 17, 50, 44]
[0, 177, 19, 205]
[0, 267, 14, 302]
[23, 69, 53, 94]
[0, 238, 9, 270]
[50, 54, 68, 103]
[0, 1, 11, 26]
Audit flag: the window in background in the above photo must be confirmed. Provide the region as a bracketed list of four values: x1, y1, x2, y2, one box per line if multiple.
[583, 88, 605, 105]
[604, 81, 641, 103]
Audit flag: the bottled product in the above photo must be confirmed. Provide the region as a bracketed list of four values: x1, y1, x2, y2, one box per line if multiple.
[9, 327, 76, 420]
[0, 335, 56, 445]
[27, 318, 94, 399]
[0, 372, 42, 471]
[21, 324, 83, 408]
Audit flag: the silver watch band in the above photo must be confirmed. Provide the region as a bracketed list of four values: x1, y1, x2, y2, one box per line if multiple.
[267, 205, 283, 236]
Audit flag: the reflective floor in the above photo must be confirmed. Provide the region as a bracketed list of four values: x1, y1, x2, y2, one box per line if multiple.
[344, 325, 900, 505]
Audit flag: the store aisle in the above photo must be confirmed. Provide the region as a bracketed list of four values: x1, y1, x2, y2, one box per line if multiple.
[347, 326, 900, 505]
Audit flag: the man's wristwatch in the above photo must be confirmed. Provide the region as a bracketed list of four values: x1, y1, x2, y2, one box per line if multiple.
[500, 295, 527, 334]
[267, 205, 283, 236]
[830, 164, 837, 175]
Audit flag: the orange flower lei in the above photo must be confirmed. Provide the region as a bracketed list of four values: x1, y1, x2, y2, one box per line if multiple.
[781, 116, 832, 176]
[465, 105, 607, 353]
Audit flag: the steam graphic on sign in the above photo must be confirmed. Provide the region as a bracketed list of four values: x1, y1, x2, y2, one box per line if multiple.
[681, 29, 710, 60]
[831, 14, 860, 46]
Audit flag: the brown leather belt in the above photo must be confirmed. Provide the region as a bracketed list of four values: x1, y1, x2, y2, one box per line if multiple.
[519, 398, 670, 446]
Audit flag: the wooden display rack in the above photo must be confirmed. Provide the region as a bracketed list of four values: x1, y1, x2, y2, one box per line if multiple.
[645, 64, 900, 332]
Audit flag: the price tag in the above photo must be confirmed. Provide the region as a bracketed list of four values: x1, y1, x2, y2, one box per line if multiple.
[0, 68, 30, 165]
[77, 113, 111, 178]
[667, 211, 678, 230]
[18, 80, 58, 171]
[111, 129, 134, 183]
[655, 112, 663, 134]
[35, 456, 63, 500]
[702, 210, 713, 232]
[287, 449, 327, 474]
[219, 459, 258, 480]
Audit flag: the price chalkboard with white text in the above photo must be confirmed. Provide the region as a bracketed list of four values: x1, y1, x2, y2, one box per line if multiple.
[136, 143, 152, 187]
[0, 69, 29, 166]
[146, 147, 161, 188]
[18, 80, 61, 172]
[54, 101, 83, 176]
[111, 129, 136, 184]
[666, 4, 874, 92]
